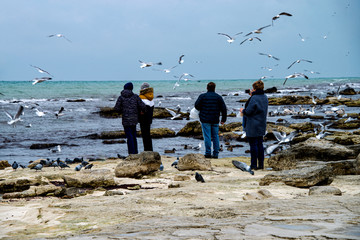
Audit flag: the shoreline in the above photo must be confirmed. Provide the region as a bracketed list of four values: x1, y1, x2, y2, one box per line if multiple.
[1, 155, 360, 239]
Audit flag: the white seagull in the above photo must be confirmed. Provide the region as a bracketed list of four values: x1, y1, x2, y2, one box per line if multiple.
[245, 25, 271, 36]
[35, 108, 47, 117]
[258, 52, 280, 60]
[153, 65, 177, 73]
[30, 65, 54, 77]
[32, 77, 52, 85]
[55, 107, 65, 119]
[139, 60, 162, 68]
[287, 59, 312, 69]
[240, 37, 261, 45]
[283, 73, 309, 86]
[179, 73, 195, 81]
[272, 12, 292, 25]
[165, 108, 181, 120]
[217, 32, 243, 43]
[298, 33, 306, 42]
[48, 34, 72, 42]
[5, 105, 24, 127]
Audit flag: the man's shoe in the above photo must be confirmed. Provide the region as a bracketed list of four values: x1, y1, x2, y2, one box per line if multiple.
[211, 155, 218, 159]
[204, 155, 212, 158]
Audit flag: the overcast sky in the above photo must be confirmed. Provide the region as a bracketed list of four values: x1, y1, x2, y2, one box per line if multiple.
[0, 0, 359, 81]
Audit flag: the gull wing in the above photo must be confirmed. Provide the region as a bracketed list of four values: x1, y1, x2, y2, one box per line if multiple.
[272, 56, 280, 60]
[279, 12, 292, 16]
[240, 38, 248, 45]
[258, 24, 271, 31]
[4, 111, 13, 120]
[217, 33, 232, 39]
[254, 37, 262, 41]
[301, 59, 312, 63]
[165, 108, 176, 117]
[272, 130, 284, 142]
[14, 105, 24, 119]
[287, 60, 297, 69]
[58, 107, 65, 114]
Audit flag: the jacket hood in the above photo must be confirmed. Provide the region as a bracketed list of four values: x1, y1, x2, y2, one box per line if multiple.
[140, 87, 154, 101]
[121, 89, 134, 98]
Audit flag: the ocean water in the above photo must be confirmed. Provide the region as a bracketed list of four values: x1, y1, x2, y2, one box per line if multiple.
[0, 77, 359, 166]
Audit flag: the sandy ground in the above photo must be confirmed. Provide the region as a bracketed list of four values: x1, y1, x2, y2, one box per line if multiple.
[0, 156, 360, 240]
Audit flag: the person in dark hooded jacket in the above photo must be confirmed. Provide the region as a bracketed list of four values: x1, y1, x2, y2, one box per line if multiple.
[114, 82, 146, 155]
[240, 80, 268, 170]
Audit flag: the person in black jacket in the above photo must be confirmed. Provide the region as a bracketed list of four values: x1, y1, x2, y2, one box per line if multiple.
[195, 82, 227, 159]
[139, 82, 154, 151]
[114, 82, 146, 155]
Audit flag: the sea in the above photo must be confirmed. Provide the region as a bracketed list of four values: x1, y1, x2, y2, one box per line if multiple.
[0, 77, 359, 166]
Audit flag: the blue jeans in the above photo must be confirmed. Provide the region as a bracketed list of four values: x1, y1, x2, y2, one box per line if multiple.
[201, 123, 220, 157]
[124, 125, 138, 154]
[247, 136, 264, 169]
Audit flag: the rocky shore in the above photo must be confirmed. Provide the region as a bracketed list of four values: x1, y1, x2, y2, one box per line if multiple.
[1, 92, 360, 239]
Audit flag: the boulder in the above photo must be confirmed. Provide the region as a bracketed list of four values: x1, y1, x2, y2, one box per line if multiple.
[0, 178, 39, 193]
[100, 131, 126, 139]
[339, 87, 357, 95]
[219, 122, 243, 132]
[297, 159, 358, 175]
[268, 95, 313, 105]
[153, 107, 172, 118]
[268, 138, 355, 170]
[98, 107, 121, 118]
[330, 118, 360, 130]
[289, 122, 314, 132]
[63, 169, 116, 188]
[115, 151, 162, 178]
[177, 121, 202, 137]
[0, 160, 11, 170]
[177, 153, 212, 171]
[259, 165, 333, 188]
[30, 143, 59, 149]
[149, 128, 176, 138]
[309, 186, 342, 196]
[264, 87, 278, 94]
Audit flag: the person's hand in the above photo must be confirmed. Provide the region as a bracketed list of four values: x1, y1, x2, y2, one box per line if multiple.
[220, 121, 225, 125]
[240, 108, 244, 117]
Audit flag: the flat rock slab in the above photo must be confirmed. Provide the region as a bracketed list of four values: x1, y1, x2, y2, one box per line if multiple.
[177, 153, 212, 171]
[63, 169, 116, 188]
[259, 165, 333, 188]
[309, 186, 342, 196]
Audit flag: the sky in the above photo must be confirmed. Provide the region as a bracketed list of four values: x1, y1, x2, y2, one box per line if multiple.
[0, 0, 359, 81]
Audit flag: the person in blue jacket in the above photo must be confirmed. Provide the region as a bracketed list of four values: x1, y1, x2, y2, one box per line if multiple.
[114, 82, 146, 155]
[195, 82, 227, 159]
[240, 80, 268, 170]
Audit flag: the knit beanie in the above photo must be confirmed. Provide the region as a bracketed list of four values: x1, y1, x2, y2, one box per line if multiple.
[124, 82, 133, 90]
[141, 82, 150, 90]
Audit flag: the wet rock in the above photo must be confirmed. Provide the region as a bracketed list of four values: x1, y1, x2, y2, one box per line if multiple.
[0, 160, 11, 170]
[268, 138, 355, 170]
[30, 143, 60, 149]
[334, 137, 354, 145]
[115, 151, 162, 178]
[100, 131, 126, 139]
[259, 165, 333, 188]
[177, 153, 212, 171]
[177, 121, 202, 137]
[219, 122, 243, 132]
[356, 153, 360, 175]
[153, 107, 188, 119]
[344, 99, 360, 107]
[292, 132, 316, 144]
[309, 186, 342, 196]
[66, 99, 86, 102]
[102, 139, 126, 144]
[268, 95, 313, 105]
[264, 87, 278, 93]
[63, 169, 116, 188]
[98, 107, 121, 118]
[289, 122, 314, 132]
[149, 128, 176, 138]
[330, 118, 360, 130]
[339, 87, 356, 95]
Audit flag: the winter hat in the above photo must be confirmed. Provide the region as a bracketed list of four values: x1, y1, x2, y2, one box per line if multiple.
[124, 82, 133, 90]
[140, 82, 150, 90]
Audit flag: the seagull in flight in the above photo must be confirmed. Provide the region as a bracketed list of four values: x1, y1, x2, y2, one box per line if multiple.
[245, 25, 270, 36]
[283, 73, 309, 86]
[165, 108, 181, 120]
[178, 54, 185, 64]
[217, 32, 243, 43]
[5, 105, 24, 127]
[48, 34, 72, 42]
[272, 12, 292, 25]
[298, 33, 306, 42]
[287, 59, 312, 69]
[30, 65, 54, 77]
[258, 53, 280, 60]
[240, 37, 261, 45]
[139, 60, 162, 68]
[32, 77, 52, 85]
[153, 65, 177, 73]
[55, 107, 65, 118]
[179, 73, 195, 81]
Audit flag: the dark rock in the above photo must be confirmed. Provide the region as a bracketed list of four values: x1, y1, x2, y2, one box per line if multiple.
[102, 140, 126, 144]
[259, 165, 333, 188]
[339, 87, 356, 95]
[177, 121, 202, 137]
[297, 159, 358, 175]
[289, 122, 314, 132]
[268, 95, 313, 105]
[100, 131, 126, 139]
[30, 143, 60, 149]
[330, 118, 360, 130]
[115, 151, 162, 178]
[334, 137, 354, 145]
[268, 138, 355, 170]
[0, 160, 11, 170]
[177, 153, 212, 171]
[98, 107, 122, 118]
[264, 87, 278, 94]
[66, 99, 86, 102]
[0, 178, 38, 193]
[219, 122, 242, 132]
[149, 128, 176, 138]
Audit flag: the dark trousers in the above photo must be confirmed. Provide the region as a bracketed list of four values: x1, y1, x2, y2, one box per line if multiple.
[140, 123, 153, 151]
[124, 125, 138, 154]
[247, 136, 264, 169]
